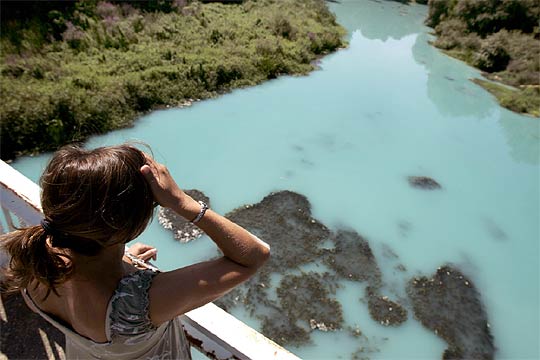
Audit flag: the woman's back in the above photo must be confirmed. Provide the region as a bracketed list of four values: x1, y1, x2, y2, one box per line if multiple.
[26, 254, 132, 343]
[24, 267, 192, 359]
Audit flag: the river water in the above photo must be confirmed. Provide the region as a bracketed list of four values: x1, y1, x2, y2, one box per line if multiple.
[11, 0, 539, 359]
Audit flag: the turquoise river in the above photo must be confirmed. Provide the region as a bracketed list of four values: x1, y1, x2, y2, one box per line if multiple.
[10, 1, 539, 359]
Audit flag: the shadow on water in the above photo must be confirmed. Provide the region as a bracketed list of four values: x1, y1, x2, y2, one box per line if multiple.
[498, 112, 540, 165]
[412, 33, 493, 119]
[331, 0, 426, 41]
[412, 32, 540, 165]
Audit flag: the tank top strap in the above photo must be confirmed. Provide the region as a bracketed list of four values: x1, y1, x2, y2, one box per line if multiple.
[20, 288, 81, 338]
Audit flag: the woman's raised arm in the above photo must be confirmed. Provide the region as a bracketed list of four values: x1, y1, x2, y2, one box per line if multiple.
[140, 157, 270, 325]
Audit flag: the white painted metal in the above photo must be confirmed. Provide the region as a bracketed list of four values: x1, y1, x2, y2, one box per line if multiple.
[184, 303, 300, 360]
[0, 160, 42, 226]
[0, 160, 301, 360]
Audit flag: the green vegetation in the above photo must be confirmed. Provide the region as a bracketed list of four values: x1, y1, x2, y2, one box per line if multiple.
[0, 0, 345, 160]
[425, 0, 540, 117]
[471, 79, 540, 118]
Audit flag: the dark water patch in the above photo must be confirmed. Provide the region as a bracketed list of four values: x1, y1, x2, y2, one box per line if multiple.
[315, 133, 337, 151]
[348, 326, 387, 360]
[380, 243, 408, 275]
[364, 111, 383, 120]
[482, 218, 508, 242]
[381, 243, 399, 259]
[407, 176, 442, 190]
[225, 190, 331, 270]
[282, 170, 295, 179]
[394, 264, 407, 272]
[300, 158, 315, 167]
[406, 265, 495, 359]
[351, 341, 383, 360]
[158, 189, 210, 242]
[397, 220, 412, 237]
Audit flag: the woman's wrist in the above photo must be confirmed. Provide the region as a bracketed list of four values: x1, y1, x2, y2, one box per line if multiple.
[170, 194, 201, 220]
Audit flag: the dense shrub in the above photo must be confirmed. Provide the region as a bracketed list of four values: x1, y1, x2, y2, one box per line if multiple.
[426, 0, 539, 116]
[0, 0, 346, 159]
[474, 31, 511, 72]
[308, 31, 342, 55]
[454, 0, 539, 36]
[425, 0, 449, 28]
[433, 19, 468, 50]
[271, 15, 296, 40]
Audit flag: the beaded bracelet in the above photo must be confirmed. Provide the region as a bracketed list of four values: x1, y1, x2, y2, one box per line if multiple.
[191, 200, 208, 224]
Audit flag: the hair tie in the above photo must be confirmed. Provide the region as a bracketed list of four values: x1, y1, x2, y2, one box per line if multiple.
[40, 219, 62, 238]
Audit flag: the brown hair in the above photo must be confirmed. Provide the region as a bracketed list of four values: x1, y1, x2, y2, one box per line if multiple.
[1, 144, 155, 296]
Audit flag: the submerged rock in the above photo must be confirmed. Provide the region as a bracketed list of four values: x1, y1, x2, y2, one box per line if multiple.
[260, 304, 311, 347]
[321, 230, 408, 327]
[215, 190, 407, 346]
[225, 190, 330, 270]
[406, 265, 495, 359]
[158, 189, 210, 242]
[407, 176, 442, 190]
[277, 272, 344, 333]
[323, 230, 382, 288]
[366, 291, 408, 327]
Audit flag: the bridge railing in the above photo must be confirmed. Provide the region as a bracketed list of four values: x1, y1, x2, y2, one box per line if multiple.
[0, 160, 299, 360]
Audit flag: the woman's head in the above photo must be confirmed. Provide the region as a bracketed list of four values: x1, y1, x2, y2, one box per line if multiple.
[1, 143, 155, 295]
[41, 144, 155, 252]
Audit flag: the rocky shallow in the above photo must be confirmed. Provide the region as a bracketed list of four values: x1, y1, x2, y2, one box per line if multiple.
[216, 191, 407, 346]
[160, 189, 495, 358]
[407, 176, 442, 190]
[407, 265, 495, 359]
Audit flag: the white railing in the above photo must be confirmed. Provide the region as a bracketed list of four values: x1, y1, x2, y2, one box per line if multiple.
[0, 160, 300, 360]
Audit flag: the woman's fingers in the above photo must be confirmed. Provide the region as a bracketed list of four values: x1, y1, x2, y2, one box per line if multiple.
[129, 242, 158, 261]
[138, 248, 158, 261]
[140, 164, 156, 184]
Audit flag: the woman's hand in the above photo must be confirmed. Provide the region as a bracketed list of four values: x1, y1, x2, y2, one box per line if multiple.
[140, 156, 197, 213]
[128, 242, 157, 261]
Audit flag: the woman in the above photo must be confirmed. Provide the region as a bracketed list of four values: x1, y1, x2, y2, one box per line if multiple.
[1, 144, 270, 359]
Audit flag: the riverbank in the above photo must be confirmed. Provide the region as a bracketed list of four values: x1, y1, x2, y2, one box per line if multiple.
[424, 0, 539, 117]
[0, 0, 345, 160]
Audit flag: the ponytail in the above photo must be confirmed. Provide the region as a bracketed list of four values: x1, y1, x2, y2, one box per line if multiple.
[1, 225, 73, 299]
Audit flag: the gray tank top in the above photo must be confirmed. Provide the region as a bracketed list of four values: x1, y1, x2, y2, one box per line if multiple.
[22, 269, 192, 360]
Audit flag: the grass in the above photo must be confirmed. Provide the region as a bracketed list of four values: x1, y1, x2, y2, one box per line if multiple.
[472, 79, 540, 118]
[0, 0, 346, 160]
